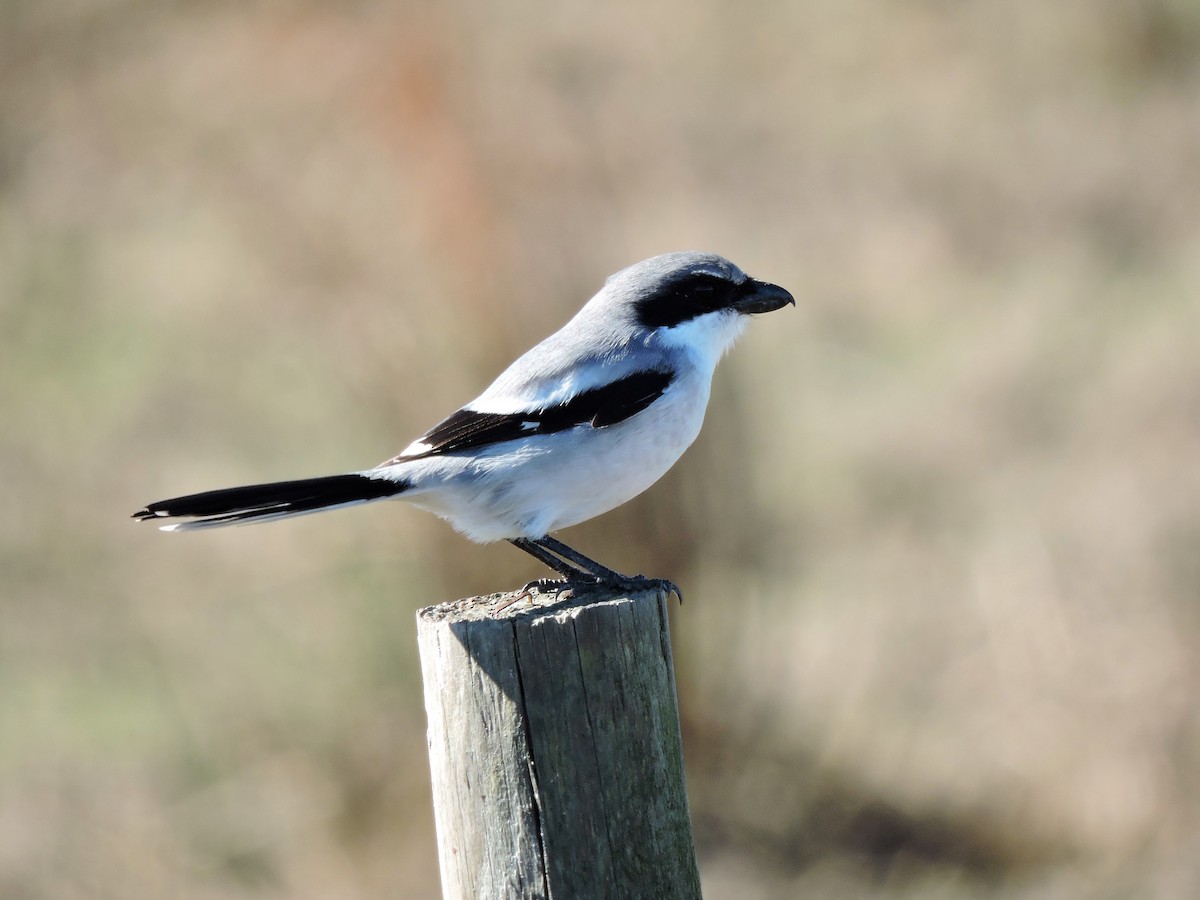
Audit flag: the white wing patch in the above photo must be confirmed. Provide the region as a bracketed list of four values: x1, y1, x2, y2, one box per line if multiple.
[400, 439, 433, 457]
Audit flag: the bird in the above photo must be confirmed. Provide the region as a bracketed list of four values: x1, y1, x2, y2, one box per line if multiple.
[133, 251, 793, 598]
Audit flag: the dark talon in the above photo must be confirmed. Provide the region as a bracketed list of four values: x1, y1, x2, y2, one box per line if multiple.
[495, 576, 588, 613]
[519, 577, 584, 596]
[497, 581, 560, 613]
[618, 575, 683, 604]
[657, 579, 684, 604]
[494, 592, 530, 613]
[506, 536, 683, 607]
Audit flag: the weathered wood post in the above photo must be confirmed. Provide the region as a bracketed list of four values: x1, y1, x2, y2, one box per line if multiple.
[416, 585, 702, 900]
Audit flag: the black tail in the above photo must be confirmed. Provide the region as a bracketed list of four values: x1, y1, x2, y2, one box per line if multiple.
[132, 473, 409, 531]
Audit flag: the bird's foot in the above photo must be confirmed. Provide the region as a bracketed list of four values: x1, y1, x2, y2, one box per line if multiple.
[499, 574, 683, 614]
[506, 537, 683, 605]
[519, 577, 586, 597]
[527, 573, 682, 603]
[613, 575, 684, 604]
[495, 577, 583, 613]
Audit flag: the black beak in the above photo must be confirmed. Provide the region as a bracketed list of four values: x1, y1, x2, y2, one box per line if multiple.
[734, 279, 795, 315]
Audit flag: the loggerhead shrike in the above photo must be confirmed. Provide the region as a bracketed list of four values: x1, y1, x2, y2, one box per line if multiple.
[133, 251, 793, 596]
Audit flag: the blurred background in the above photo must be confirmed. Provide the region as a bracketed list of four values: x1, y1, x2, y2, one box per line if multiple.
[3, 0, 1200, 896]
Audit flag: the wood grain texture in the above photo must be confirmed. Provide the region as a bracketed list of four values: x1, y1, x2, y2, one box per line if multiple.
[417, 586, 701, 900]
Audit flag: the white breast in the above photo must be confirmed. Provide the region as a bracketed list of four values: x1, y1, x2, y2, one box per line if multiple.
[393, 369, 713, 543]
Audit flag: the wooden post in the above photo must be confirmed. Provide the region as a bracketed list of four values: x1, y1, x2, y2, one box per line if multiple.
[416, 585, 702, 900]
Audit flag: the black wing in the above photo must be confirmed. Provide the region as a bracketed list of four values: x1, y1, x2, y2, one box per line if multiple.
[386, 369, 673, 463]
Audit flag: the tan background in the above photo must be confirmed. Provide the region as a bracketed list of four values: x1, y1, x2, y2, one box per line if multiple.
[3, 1, 1200, 896]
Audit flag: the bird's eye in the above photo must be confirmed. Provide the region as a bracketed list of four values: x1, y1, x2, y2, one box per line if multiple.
[635, 272, 735, 328]
[684, 274, 730, 301]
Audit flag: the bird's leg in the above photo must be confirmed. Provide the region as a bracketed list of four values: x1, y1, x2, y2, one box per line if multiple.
[506, 538, 599, 604]
[506, 536, 684, 604]
[509, 537, 594, 580]
[535, 535, 684, 604]
[534, 535, 627, 582]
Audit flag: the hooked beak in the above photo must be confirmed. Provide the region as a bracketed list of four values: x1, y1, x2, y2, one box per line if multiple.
[734, 279, 795, 315]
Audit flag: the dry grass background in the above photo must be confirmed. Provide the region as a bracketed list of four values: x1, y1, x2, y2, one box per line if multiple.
[3, 1, 1200, 897]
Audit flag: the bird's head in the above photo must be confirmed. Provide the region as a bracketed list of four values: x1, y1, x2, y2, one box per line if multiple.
[597, 252, 794, 363]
